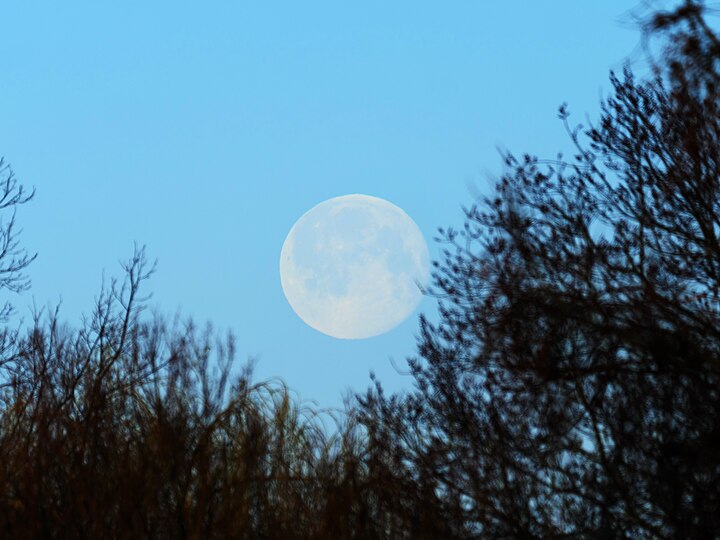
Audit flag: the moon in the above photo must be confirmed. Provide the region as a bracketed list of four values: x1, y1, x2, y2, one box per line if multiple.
[280, 194, 430, 339]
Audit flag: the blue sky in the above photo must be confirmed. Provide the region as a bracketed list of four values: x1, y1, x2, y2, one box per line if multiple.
[1, 1, 641, 408]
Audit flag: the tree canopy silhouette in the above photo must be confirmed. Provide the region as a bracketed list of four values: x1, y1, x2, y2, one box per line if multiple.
[0, 245, 386, 538]
[0, 159, 35, 322]
[357, 1, 720, 537]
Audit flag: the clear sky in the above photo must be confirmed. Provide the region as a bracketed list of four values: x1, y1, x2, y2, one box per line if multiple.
[0, 2, 641, 409]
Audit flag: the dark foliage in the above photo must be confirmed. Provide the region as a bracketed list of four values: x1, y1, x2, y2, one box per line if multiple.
[357, 1, 720, 538]
[0, 246, 392, 539]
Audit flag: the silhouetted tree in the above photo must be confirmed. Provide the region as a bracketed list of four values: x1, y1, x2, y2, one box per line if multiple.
[0, 246, 385, 538]
[0, 159, 35, 322]
[358, 1, 720, 538]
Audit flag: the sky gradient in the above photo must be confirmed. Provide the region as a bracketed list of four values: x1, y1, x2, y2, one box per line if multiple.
[1, 1, 641, 408]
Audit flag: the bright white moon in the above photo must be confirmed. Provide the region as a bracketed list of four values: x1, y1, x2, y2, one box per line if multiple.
[280, 194, 430, 339]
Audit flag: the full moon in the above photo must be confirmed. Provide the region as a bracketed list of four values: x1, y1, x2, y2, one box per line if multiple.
[280, 194, 430, 339]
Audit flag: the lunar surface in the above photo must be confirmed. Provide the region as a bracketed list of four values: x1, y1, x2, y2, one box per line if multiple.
[280, 194, 430, 339]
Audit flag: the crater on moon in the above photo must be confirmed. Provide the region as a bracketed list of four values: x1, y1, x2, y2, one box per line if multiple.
[280, 194, 430, 339]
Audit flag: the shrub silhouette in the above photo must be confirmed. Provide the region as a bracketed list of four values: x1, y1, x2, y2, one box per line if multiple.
[0, 248, 387, 538]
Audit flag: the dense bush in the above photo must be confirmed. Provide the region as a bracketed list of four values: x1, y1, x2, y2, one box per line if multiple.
[0, 248, 372, 538]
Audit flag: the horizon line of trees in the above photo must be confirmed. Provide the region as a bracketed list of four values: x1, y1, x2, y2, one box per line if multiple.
[1, 1, 719, 538]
